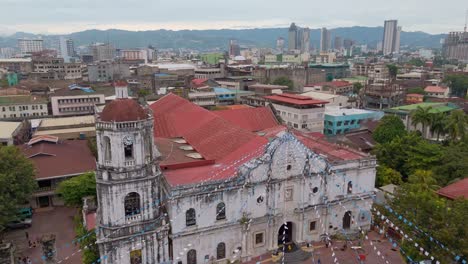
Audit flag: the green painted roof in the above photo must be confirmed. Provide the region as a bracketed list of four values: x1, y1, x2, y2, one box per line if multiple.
[386, 103, 458, 114]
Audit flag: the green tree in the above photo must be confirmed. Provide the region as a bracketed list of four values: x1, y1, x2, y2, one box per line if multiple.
[272, 77, 294, 89]
[434, 139, 468, 185]
[352, 82, 363, 93]
[386, 64, 398, 79]
[57, 172, 96, 207]
[445, 110, 467, 142]
[373, 115, 407, 144]
[429, 113, 447, 141]
[376, 165, 403, 187]
[407, 170, 439, 191]
[411, 106, 433, 137]
[0, 146, 37, 231]
[443, 74, 468, 97]
[408, 58, 425, 67]
[407, 87, 425, 95]
[74, 214, 99, 264]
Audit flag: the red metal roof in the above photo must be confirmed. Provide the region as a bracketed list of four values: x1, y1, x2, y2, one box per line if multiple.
[20, 140, 96, 180]
[101, 99, 148, 122]
[424, 86, 447, 93]
[264, 93, 329, 106]
[437, 178, 468, 200]
[191, 78, 208, 86]
[114, 80, 128, 87]
[406, 94, 424, 98]
[213, 107, 279, 132]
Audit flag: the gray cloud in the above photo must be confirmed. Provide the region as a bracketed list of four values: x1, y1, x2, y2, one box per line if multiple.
[0, 0, 466, 34]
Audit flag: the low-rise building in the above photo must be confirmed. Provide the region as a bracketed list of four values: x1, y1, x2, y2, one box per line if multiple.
[188, 91, 217, 107]
[20, 136, 96, 208]
[304, 81, 353, 94]
[50, 85, 110, 116]
[301, 91, 351, 107]
[265, 93, 328, 132]
[213, 87, 236, 104]
[194, 68, 224, 79]
[0, 58, 33, 74]
[0, 95, 48, 119]
[324, 107, 383, 135]
[405, 93, 424, 104]
[87, 62, 131, 82]
[0, 121, 29, 145]
[247, 84, 288, 95]
[424, 86, 450, 98]
[385, 102, 459, 139]
[33, 115, 95, 140]
[437, 178, 468, 200]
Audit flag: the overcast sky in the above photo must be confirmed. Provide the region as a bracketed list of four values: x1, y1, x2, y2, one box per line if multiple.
[0, 0, 467, 35]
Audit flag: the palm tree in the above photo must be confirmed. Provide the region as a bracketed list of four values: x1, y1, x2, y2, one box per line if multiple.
[429, 113, 446, 141]
[445, 110, 467, 142]
[411, 106, 432, 137]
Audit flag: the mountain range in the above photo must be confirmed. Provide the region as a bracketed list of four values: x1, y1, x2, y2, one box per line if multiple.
[0, 27, 446, 51]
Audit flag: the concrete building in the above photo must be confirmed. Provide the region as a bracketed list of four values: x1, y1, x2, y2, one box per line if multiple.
[304, 81, 353, 95]
[90, 43, 115, 62]
[194, 68, 224, 79]
[59, 37, 76, 62]
[324, 107, 383, 135]
[120, 49, 146, 62]
[382, 20, 401, 55]
[276, 37, 285, 53]
[253, 67, 327, 90]
[93, 92, 376, 264]
[0, 121, 24, 145]
[50, 85, 109, 116]
[0, 95, 48, 119]
[443, 32, 468, 62]
[334, 36, 343, 51]
[87, 62, 131, 82]
[265, 93, 328, 132]
[385, 102, 459, 139]
[320, 28, 332, 52]
[0, 47, 16, 59]
[188, 91, 217, 107]
[0, 58, 33, 73]
[21, 135, 96, 208]
[33, 115, 96, 140]
[424, 85, 450, 98]
[405, 93, 424, 104]
[229, 39, 241, 57]
[18, 39, 44, 53]
[301, 91, 351, 108]
[288, 23, 310, 52]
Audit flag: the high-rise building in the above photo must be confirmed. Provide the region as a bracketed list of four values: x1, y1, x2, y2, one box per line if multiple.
[59, 37, 76, 62]
[288, 23, 298, 51]
[382, 20, 401, 55]
[18, 39, 44, 54]
[90, 43, 115, 61]
[334, 36, 343, 51]
[320, 28, 331, 52]
[276, 37, 285, 53]
[443, 32, 468, 62]
[288, 23, 310, 52]
[229, 39, 241, 57]
[301, 28, 311, 53]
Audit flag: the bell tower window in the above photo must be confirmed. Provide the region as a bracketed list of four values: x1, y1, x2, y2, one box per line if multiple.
[124, 192, 141, 217]
[103, 136, 111, 162]
[123, 135, 134, 159]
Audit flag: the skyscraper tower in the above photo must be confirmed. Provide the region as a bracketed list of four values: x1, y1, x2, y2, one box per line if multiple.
[95, 81, 169, 264]
[382, 20, 401, 55]
[288, 23, 298, 51]
[320, 28, 331, 52]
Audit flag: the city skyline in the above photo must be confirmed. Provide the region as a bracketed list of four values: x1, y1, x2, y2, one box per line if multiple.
[0, 0, 467, 35]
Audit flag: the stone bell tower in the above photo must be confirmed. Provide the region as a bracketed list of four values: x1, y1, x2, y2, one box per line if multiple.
[95, 81, 169, 264]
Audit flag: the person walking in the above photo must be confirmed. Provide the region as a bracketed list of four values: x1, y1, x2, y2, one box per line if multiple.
[26, 257, 32, 264]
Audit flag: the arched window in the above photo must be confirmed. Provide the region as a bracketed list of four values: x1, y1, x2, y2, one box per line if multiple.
[347, 181, 353, 194]
[187, 249, 197, 264]
[216, 242, 226, 260]
[343, 211, 352, 229]
[186, 208, 196, 226]
[103, 136, 111, 162]
[124, 192, 140, 217]
[216, 202, 226, 220]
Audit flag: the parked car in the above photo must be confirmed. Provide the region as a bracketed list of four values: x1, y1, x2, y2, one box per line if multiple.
[6, 218, 32, 229]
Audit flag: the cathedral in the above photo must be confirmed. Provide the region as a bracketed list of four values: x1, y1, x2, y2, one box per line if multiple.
[94, 82, 377, 264]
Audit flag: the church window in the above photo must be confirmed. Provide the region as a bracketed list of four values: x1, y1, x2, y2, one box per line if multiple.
[347, 181, 353, 194]
[309, 221, 317, 232]
[216, 242, 226, 260]
[187, 249, 197, 264]
[103, 136, 111, 162]
[186, 208, 196, 226]
[312, 187, 319, 193]
[254, 231, 265, 246]
[124, 192, 141, 217]
[286, 164, 291, 171]
[123, 136, 134, 159]
[256, 195, 264, 204]
[216, 202, 226, 220]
